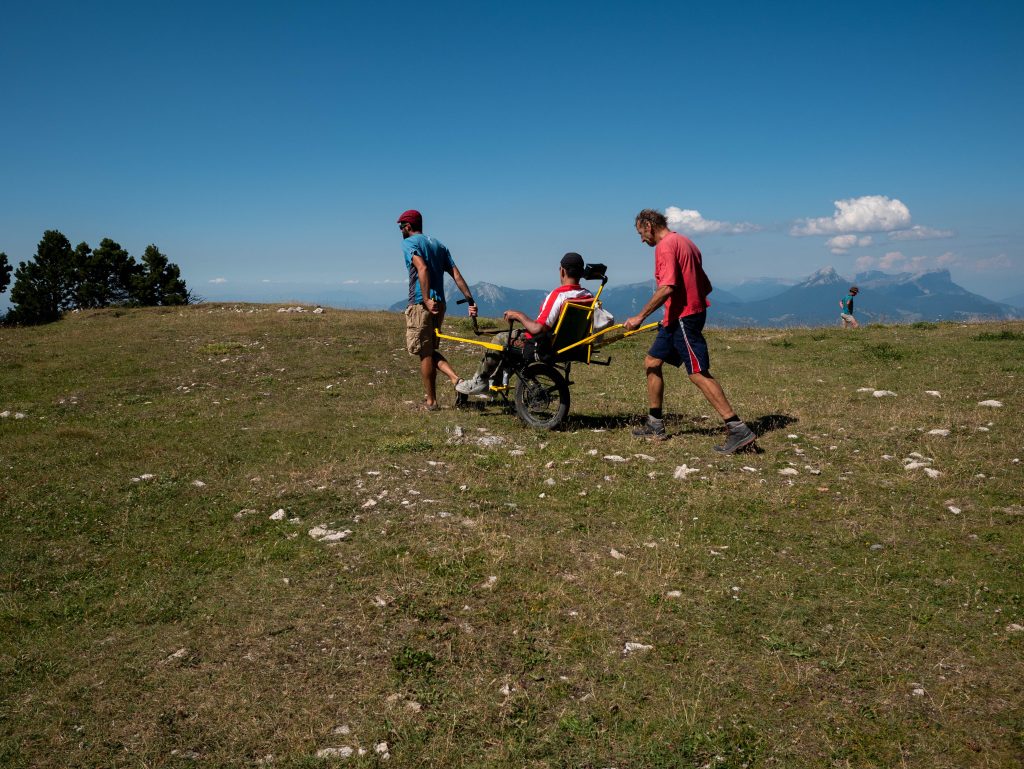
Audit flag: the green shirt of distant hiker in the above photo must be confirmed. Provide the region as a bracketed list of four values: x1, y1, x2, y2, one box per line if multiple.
[840, 286, 860, 328]
[397, 209, 477, 410]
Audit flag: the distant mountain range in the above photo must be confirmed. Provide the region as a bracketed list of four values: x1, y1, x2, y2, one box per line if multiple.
[1001, 291, 1024, 309]
[390, 267, 1021, 327]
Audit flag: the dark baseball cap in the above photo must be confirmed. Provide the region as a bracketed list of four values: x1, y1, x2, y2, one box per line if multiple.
[397, 209, 422, 229]
[560, 252, 585, 271]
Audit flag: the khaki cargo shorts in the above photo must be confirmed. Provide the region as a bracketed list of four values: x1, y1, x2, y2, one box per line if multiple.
[405, 302, 445, 356]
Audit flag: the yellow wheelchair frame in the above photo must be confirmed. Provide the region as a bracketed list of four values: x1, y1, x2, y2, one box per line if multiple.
[436, 263, 659, 429]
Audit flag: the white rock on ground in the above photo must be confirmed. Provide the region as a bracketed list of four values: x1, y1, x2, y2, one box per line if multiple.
[623, 642, 653, 654]
[1006, 624, 1024, 633]
[161, 648, 189, 664]
[609, 548, 627, 560]
[978, 400, 1003, 407]
[923, 468, 942, 478]
[604, 455, 628, 463]
[308, 526, 352, 543]
[856, 387, 875, 393]
[316, 747, 354, 759]
[270, 509, 287, 521]
[673, 464, 700, 480]
[926, 429, 950, 437]
[873, 390, 897, 398]
[665, 590, 682, 598]
[375, 742, 390, 760]
[778, 468, 799, 476]
[925, 390, 941, 397]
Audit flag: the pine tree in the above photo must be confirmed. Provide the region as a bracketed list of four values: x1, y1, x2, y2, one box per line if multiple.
[7, 231, 77, 325]
[74, 238, 141, 308]
[0, 252, 11, 295]
[132, 245, 190, 306]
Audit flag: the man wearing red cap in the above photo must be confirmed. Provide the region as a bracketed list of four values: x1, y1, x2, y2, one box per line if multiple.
[397, 210, 477, 410]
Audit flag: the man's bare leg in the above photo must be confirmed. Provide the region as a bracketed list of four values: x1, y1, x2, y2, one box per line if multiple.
[434, 353, 460, 386]
[688, 371, 736, 419]
[633, 355, 669, 439]
[420, 354, 438, 406]
[645, 355, 665, 409]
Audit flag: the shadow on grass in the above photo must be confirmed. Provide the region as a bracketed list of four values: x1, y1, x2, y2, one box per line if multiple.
[748, 413, 799, 435]
[455, 401, 798, 444]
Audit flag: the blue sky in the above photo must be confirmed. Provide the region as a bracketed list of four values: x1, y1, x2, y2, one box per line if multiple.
[2, 0, 1022, 307]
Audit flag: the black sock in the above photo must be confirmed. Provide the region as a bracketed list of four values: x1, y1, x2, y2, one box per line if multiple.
[724, 414, 741, 426]
[649, 408, 663, 420]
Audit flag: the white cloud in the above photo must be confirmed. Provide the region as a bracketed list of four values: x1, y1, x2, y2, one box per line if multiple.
[827, 234, 874, 254]
[855, 251, 931, 272]
[342, 279, 360, 284]
[209, 277, 227, 284]
[665, 206, 760, 235]
[791, 195, 911, 236]
[974, 253, 1012, 271]
[880, 251, 910, 270]
[854, 251, 1010, 274]
[888, 225, 955, 241]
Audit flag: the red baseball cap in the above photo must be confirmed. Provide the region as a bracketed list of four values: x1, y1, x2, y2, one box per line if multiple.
[397, 210, 422, 230]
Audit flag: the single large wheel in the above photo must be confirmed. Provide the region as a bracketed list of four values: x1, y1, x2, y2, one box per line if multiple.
[514, 363, 570, 430]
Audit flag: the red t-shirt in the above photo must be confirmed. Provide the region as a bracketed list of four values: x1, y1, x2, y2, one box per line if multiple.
[654, 232, 712, 324]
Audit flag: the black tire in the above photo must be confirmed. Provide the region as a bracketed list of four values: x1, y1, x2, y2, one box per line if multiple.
[514, 363, 570, 430]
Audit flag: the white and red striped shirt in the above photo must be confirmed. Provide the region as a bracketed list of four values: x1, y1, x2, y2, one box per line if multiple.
[531, 284, 594, 336]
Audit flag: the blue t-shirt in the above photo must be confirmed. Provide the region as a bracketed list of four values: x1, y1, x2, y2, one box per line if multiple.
[841, 294, 855, 314]
[403, 234, 455, 305]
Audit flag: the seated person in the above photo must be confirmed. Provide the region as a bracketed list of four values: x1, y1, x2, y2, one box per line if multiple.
[456, 252, 594, 395]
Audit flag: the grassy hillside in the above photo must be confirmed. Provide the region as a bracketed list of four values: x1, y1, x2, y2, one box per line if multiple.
[1, 306, 1022, 768]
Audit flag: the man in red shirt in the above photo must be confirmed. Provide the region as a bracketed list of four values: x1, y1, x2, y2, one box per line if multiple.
[623, 209, 755, 453]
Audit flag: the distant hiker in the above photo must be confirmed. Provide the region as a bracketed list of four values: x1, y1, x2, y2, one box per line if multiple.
[397, 209, 477, 410]
[623, 209, 756, 453]
[840, 286, 860, 328]
[456, 252, 593, 396]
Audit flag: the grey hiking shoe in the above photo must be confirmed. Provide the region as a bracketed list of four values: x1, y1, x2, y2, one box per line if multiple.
[632, 416, 667, 440]
[713, 422, 756, 453]
[456, 376, 489, 396]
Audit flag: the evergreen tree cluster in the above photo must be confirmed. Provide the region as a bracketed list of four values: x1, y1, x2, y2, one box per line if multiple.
[1, 230, 190, 325]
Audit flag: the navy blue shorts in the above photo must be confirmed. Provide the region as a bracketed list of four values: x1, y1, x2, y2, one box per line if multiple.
[648, 312, 710, 375]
